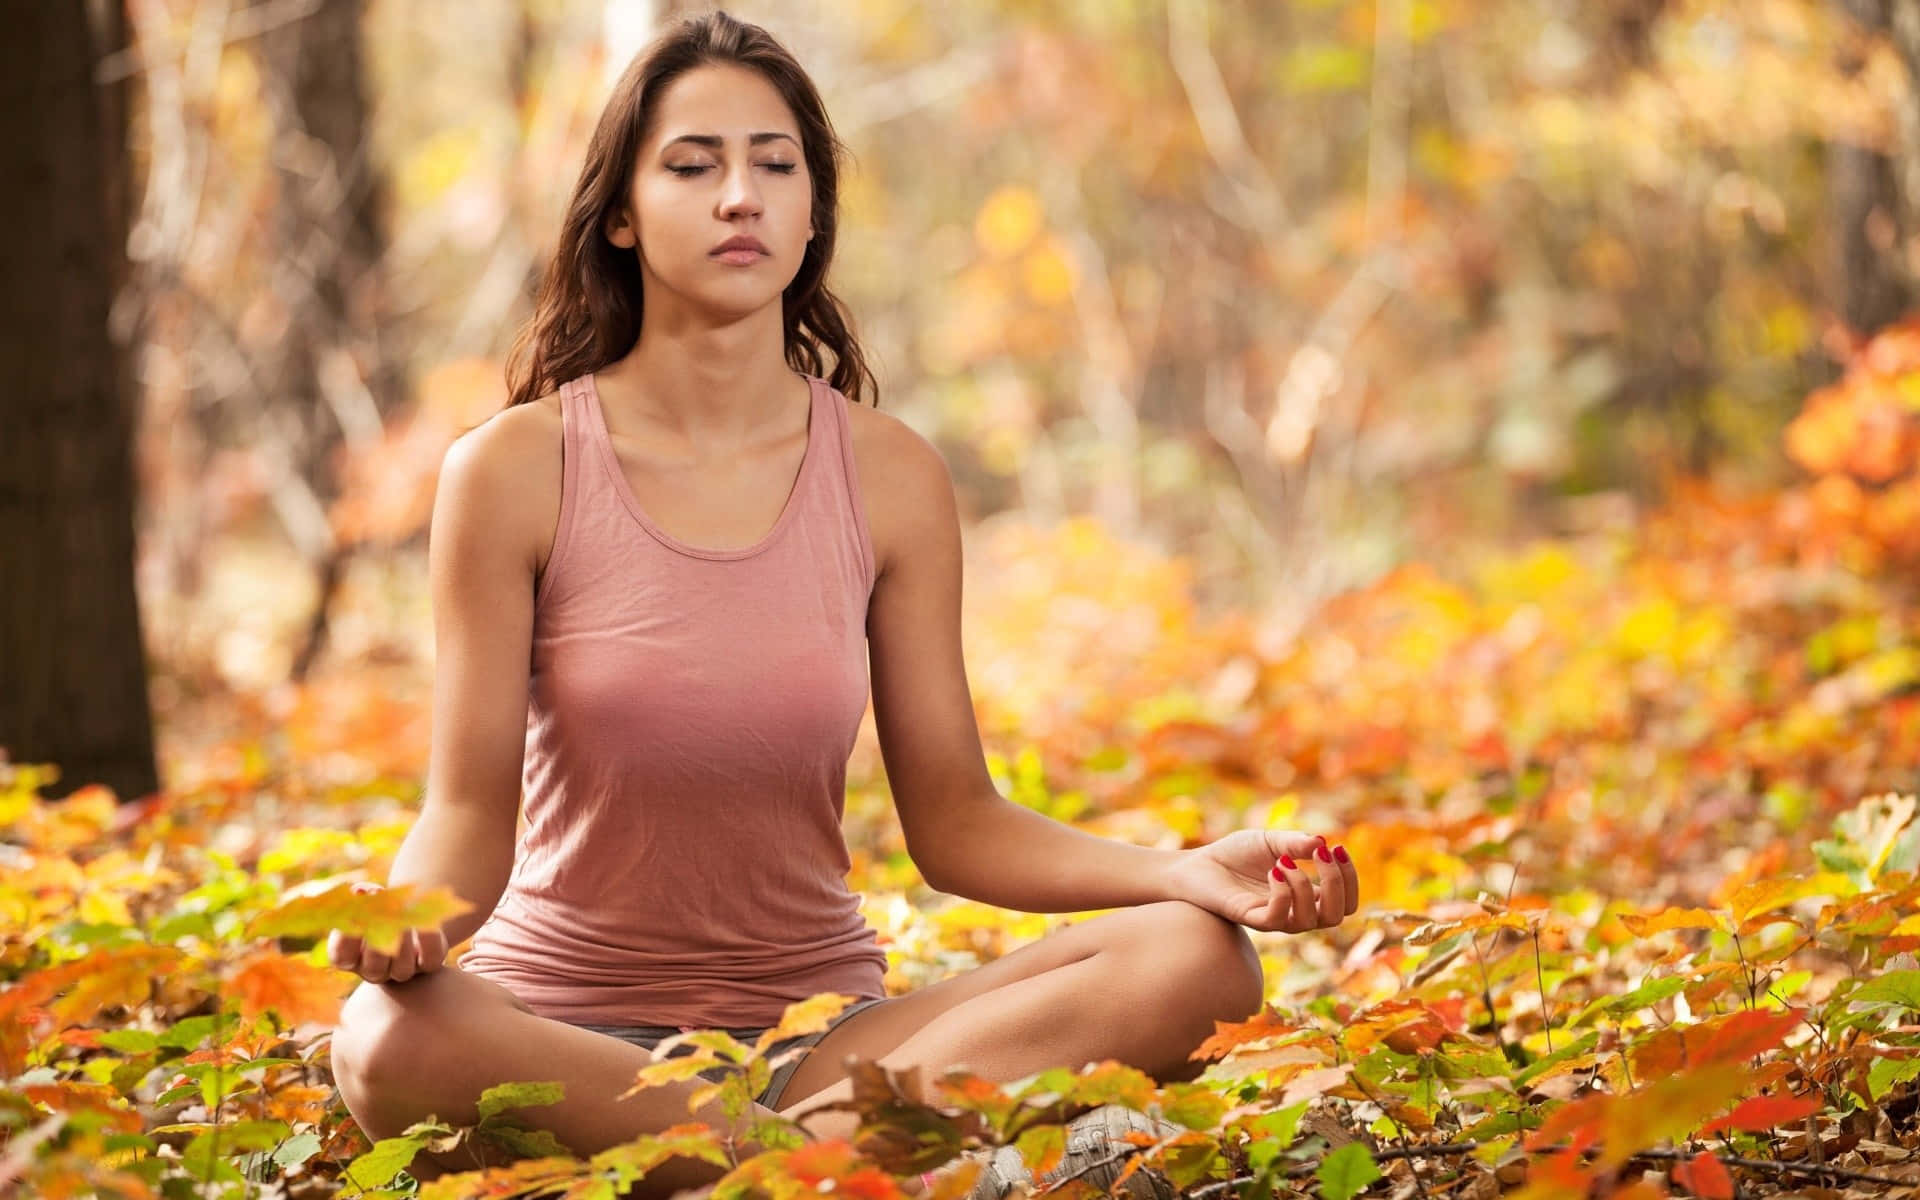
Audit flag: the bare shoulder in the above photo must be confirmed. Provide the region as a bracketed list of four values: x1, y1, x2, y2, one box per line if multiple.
[438, 392, 565, 578]
[843, 398, 957, 580]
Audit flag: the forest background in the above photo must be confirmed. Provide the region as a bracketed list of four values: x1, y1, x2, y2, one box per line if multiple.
[9, 0, 1920, 1197]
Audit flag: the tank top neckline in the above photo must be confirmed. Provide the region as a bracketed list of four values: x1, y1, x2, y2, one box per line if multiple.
[578, 370, 822, 563]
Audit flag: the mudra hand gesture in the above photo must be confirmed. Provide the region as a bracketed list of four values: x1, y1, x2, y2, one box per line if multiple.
[1167, 829, 1359, 933]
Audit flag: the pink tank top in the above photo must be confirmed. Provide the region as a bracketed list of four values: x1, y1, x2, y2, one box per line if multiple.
[458, 370, 889, 1028]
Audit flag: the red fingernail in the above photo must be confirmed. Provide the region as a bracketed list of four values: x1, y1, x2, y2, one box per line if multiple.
[1334, 845, 1350, 863]
[1316, 845, 1332, 863]
[1279, 856, 1297, 871]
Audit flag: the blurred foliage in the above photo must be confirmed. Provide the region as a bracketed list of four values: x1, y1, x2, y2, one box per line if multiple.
[130, 0, 1920, 699]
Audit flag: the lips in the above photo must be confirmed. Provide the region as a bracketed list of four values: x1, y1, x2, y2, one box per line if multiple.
[710, 236, 769, 255]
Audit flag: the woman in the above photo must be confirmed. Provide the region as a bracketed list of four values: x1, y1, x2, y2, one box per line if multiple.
[325, 10, 1359, 1197]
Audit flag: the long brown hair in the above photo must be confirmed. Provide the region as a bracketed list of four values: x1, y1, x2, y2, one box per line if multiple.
[502, 10, 878, 409]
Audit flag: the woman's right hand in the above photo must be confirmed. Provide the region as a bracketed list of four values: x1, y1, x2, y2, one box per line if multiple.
[325, 881, 449, 984]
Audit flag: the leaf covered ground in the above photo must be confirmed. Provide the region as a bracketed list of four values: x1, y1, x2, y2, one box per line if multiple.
[8, 327, 1920, 1197]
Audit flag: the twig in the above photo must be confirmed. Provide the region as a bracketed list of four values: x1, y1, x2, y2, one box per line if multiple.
[1732, 932, 1757, 1010]
[1532, 928, 1554, 1056]
[1344, 1076, 1431, 1199]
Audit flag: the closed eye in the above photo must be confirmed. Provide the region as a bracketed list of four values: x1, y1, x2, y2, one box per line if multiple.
[668, 163, 798, 177]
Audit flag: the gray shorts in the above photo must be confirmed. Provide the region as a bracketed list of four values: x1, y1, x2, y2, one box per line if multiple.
[570, 996, 889, 1110]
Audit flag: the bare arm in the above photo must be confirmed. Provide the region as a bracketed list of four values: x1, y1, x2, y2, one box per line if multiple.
[865, 421, 1181, 911]
[387, 405, 555, 950]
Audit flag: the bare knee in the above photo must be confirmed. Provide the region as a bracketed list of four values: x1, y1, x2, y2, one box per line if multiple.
[331, 973, 471, 1137]
[1129, 901, 1266, 1023]
[332, 981, 411, 1096]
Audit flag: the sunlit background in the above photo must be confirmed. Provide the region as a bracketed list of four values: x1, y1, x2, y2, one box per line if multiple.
[129, 0, 1914, 754]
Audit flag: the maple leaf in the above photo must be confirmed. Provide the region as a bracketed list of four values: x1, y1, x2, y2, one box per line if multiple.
[1190, 1008, 1306, 1061]
[244, 878, 472, 956]
[225, 948, 350, 1026]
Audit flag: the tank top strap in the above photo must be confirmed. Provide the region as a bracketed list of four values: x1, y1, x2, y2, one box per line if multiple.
[536, 374, 606, 606]
[810, 373, 877, 589]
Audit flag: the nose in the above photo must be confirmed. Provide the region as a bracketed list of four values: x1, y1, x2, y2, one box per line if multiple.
[716, 161, 763, 221]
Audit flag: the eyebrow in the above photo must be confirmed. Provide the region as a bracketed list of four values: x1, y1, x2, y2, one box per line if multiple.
[661, 132, 799, 151]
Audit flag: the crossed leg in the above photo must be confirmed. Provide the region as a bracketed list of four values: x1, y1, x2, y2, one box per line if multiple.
[329, 901, 1265, 1196]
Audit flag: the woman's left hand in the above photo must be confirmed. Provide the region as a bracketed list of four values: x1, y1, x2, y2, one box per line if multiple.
[1164, 829, 1359, 933]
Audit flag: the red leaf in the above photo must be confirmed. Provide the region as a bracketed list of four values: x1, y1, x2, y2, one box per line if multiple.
[1699, 1092, 1821, 1137]
[1672, 1150, 1734, 1198]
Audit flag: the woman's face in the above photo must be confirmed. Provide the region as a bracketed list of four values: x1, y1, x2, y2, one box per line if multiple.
[610, 63, 815, 319]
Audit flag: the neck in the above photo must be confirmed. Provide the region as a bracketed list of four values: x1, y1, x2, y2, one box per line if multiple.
[603, 303, 800, 443]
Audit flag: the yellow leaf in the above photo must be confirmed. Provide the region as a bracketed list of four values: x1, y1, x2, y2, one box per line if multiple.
[975, 186, 1043, 258]
[1021, 237, 1075, 305]
[755, 993, 856, 1050]
[245, 879, 472, 957]
[1619, 908, 1723, 937]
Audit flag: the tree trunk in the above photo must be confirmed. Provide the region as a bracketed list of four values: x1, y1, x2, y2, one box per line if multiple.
[0, 0, 159, 802]
[1833, 0, 1913, 335]
[255, 0, 400, 678]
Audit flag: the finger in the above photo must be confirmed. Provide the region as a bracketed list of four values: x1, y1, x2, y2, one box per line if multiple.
[360, 947, 392, 984]
[1334, 845, 1359, 915]
[416, 926, 448, 972]
[1311, 844, 1345, 926]
[1276, 854, 1316, 933]
[1267, 830, 1328, 865]
[1259, 862, 1295, 930]
[387, 932, 419, 983]
[327, 931, 361, 971]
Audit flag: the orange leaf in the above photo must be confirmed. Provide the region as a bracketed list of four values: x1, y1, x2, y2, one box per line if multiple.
[1695, 1008, 1803, 1067]
[45, 945, 183, 1030]
[1524, 1093, 1608, 1155]
[226, 949, 350, 1027]
[785, 1139, 862, 1186]
[1191, 1008, 1305, 1061]
[1182, 1013, 1305, 1059]
[1698, 1091, 1821, 1137]
[1602, 1063, 1749, 1169]
[1619, 908, 1723, 937]
[1672, 1150, 1734, 1198]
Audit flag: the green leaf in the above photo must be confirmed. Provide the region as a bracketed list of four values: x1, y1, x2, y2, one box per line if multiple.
[1316, 1141, 1381, 1200]
[477, 1120, 575, 1159]
[476, 1080, 566, 1123]
[179, 1120, 288, 1176]
[1158, 1081, 1230, 1130]
[1572, 976, 1689, 1026]
[1512, 1030, 1601, 1087]
[345, 1125, 451, 1190]
[1015, 1122, 1066, 1176]
[97, 1029, 159, 1054]
[1248, 1100, 1310, 1151]
[1850, 970, 1920, 1011]
[158, 1014, 223, 1050]
[271, 1129, 323, 1170]
[1869, 1055, 1920, 1101]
